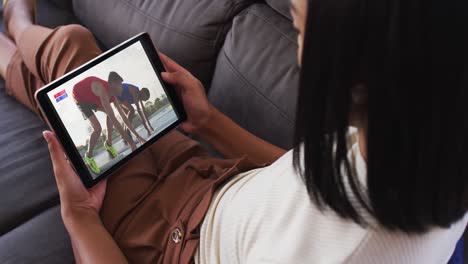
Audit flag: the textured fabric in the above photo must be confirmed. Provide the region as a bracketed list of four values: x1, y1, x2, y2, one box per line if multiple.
[208, 4, 300, 149]
[195, 144, 468, 263]
[0, 206, 73, 264]
[1, 1, 467, 263]
[0, 79, 58, 235]
[2, 23, 103, 233]
[5, 25, 101, 117]
[34, 0, 78, 29]
[0, 78, 73, 263]
[265, 0, 293, 20]
[0, 1, 81, 263]
[45, 0, 73, 12]
[100, 130, 261, 263]
[1, 19, 262, 263]
[72, 0, 256, 88]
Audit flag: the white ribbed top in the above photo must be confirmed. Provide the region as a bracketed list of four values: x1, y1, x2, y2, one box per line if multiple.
[194, 143, 467, 264]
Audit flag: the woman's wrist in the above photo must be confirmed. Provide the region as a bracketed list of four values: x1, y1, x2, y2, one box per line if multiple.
[62, 206, 101, 233]
[192, 105, 220, 138]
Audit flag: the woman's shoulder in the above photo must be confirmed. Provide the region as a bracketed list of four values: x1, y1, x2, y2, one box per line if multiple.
[219, 146, 467, 263]
[216, 149, 371, 262]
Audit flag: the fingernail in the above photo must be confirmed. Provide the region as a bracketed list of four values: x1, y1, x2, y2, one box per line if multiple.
[43, 131, 51, 142]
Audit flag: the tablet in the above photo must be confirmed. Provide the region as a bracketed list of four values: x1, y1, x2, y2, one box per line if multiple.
[35, 33, 186, 188]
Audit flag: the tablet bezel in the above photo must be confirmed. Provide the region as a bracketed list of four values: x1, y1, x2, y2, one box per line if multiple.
[35, 32, 187, 188]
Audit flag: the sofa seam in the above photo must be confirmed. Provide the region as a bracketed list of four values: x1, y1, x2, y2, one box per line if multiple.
[235, 7, 297, 45]
[212, 0, 264, 47]
[118, 0, 216, 45]
[208, 1, 245, 89]
[214, 1, 243, 47]
[218, 50, 294, 124]
[207, 0, 259, 89]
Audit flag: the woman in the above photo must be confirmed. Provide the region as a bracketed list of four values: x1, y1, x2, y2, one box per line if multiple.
[1, 0, 466, 263]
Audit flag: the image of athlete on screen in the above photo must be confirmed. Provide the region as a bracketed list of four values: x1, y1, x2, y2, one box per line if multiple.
[115, 83, 155, 139]
[72, 71, 147, 174]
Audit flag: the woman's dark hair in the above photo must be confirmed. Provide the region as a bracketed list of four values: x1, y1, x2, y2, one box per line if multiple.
[294, 0, 468, 233]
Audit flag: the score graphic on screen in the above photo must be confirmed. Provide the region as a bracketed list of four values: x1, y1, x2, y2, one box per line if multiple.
[54, 89, 68, 103]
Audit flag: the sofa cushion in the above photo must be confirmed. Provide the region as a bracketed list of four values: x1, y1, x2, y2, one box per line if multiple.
[265, 0, 293, 20]
[0, 2, 77, 262]
[208, 4, 300, 149]
[36, 0, 78, 28]
[0, 82, 59, 235]
[72, 0, 256, 88]
[0, 72, 68, 261]
[41, 0, 74, 15]
[0, 0, 81, 234]
[0, 0, 77, 31]
[0, 206, 73, 264]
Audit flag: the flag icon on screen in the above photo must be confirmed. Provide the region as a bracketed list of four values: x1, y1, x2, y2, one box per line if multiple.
[54, 90, 68, 103]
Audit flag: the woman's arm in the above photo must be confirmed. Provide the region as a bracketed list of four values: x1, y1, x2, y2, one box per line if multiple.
[65, 210, 127, 264]
[43, 131, 128, 264]
[159, 53, 286, 164]
[71, 238, 83, 264]
[197, 107, 286, 164]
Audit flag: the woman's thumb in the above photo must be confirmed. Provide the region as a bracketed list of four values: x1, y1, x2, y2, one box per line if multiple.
[43, 131, 67, 173]
[161, 72, 176, 83]
[44, 131, 58, 152]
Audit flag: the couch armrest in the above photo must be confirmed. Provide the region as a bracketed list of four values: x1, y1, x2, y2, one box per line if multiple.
[46, 0, 73, 12]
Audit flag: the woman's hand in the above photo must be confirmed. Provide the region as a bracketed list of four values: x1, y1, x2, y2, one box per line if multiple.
[159, 53, 214, 135]
[43, 131, 107, 226]
[159, 54, 286, 164]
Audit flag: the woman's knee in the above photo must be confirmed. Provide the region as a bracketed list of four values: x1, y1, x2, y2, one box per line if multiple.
[56, 24, 101, 61]
[45, 24, 102, 79]
[57, 24, 96, 45]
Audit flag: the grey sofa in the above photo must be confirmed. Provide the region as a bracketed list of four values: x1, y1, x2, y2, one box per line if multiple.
[0, 0, 299, 262]
[1, 1, 465, 263]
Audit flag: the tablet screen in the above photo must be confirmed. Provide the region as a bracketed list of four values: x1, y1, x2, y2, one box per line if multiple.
[45, 41, 179, 179]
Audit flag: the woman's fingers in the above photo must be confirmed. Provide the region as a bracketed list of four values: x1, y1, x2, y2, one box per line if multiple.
[43, 131, 67, 178]
[43, 131, 78, 191]
[161, 71, 190, 93]
[158, 53, 188, 74]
